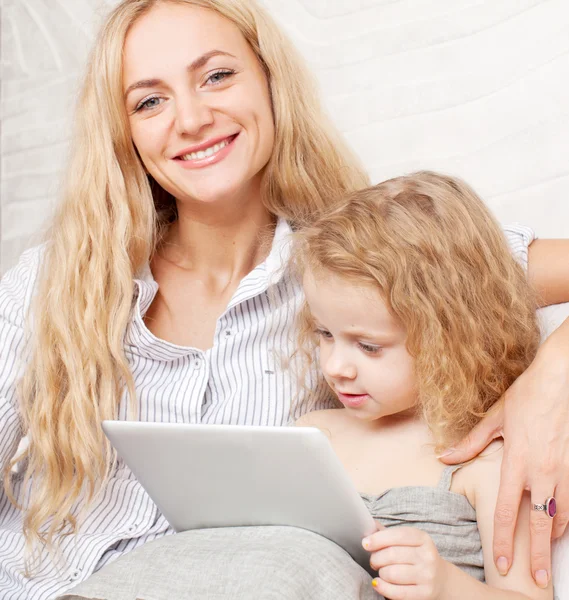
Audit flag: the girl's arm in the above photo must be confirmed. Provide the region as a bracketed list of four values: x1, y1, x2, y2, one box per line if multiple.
[364, 522, 550, 600]
[469, 445, 553, 600]
[438, 562, 546, 600]
[365, 443, 552, 600]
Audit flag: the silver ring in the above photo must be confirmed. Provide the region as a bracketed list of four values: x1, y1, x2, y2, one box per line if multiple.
[532, 497, 557, 518]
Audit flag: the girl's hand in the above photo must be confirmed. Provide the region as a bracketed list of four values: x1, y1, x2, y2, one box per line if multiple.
[363, 525, 449, 599]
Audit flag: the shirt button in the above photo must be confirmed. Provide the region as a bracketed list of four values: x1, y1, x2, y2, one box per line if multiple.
[224, 330, 232, 336]
[193, 356, 202, 369]
[127, 523, 138, 534]
[68, 568, 82, 582]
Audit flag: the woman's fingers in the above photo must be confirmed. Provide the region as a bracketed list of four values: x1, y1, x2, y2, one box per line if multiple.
[438, 399, 504, 465]
[552, 480, 569, 540]
[492, 451, 524, 575]
[529, 485, 556, 589]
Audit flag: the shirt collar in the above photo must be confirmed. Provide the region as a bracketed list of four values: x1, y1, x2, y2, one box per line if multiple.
[133, 217, 293, 317]
[264, 217, 293, 285]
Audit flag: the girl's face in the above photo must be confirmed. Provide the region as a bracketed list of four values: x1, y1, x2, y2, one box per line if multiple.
[123, 3, 275, 207]
[303, 268, 418, 422]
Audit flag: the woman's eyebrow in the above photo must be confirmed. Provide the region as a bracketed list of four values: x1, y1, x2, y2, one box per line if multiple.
[123, 49, 237, 100]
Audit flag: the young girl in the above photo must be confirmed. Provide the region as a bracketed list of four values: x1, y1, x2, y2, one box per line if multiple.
[295, 171, 553, 600]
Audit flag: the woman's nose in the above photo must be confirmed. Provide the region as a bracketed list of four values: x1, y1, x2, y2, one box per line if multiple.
[174, 93, 214, 136]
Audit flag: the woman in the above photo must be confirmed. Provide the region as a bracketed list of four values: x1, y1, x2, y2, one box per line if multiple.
[0, 1, 567, 599]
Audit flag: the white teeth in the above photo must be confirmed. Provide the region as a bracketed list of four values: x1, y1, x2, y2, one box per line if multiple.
[180, 137, 230, 161]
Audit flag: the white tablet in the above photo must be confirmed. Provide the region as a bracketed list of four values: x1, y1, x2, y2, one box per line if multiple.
[102, 421, 377, 574]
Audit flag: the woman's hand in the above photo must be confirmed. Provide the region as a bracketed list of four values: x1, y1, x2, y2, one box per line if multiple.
[363, 525, 449, 599]
[440, 317, 569, 588]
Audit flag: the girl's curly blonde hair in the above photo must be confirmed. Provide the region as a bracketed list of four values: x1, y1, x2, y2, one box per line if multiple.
[294, 171, 540, 449]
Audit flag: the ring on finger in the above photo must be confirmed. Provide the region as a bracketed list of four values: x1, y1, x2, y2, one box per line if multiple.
[532, 497, 557, 518]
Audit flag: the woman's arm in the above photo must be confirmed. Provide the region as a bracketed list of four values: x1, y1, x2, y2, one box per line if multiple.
[0, 248, 41, 480]
[528, 239, 569, 306]
[441, 237, 569, 583]
[441, 322, 569, 586]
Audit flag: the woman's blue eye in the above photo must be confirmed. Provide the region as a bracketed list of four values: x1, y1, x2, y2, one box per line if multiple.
[205, 69, 235, 85]
[135, 96, 163, 112]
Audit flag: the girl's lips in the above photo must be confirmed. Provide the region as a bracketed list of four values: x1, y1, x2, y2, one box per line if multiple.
[175, 133, 238, 170]
[336, 392, 369, 408]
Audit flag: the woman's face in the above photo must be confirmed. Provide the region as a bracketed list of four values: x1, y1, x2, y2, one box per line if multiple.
[123, 2, 275, 207]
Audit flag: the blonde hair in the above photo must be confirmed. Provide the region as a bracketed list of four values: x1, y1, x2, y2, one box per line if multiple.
[6, 0, 368, 566]
[295, 171, 540, 449]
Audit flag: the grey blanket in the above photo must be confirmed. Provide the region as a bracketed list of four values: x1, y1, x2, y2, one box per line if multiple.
[58, 526, 378, 600]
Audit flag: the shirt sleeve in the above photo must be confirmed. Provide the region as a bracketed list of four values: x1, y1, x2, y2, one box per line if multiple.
[0, 247, 42, 476]
[502, 224, 536, 272]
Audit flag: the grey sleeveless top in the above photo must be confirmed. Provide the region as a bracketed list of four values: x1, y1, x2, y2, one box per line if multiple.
[360, 464, 484, 581]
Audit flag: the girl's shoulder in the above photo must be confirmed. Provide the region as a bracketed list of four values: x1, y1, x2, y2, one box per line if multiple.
[295, 408, 350, 437]
[452, 439, 504, 508]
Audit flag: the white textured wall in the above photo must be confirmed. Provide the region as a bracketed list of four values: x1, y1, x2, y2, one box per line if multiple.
[2, 0, 569, 272]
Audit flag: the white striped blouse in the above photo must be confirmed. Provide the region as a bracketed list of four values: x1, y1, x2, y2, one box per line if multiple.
[0, 219, 534, 600]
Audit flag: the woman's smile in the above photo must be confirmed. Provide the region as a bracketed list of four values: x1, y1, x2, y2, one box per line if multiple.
[173, 132, 239, 169]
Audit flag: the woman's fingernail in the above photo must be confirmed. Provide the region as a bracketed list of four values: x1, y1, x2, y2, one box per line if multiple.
[535, 570, 549, 588]
[496, 556, 509, 575]
[436, 448, 455, 459]
[362, 538, 370, 549]
[371, 578, 378, 588]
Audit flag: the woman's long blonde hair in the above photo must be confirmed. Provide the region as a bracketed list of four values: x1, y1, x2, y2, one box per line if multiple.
[295, 171, 540, 449]
[6, 0, 368, 564]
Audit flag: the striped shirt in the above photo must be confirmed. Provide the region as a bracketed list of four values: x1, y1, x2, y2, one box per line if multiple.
[0, 219, 534, 600]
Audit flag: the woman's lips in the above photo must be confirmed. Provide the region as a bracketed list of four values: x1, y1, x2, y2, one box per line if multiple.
[336, 392, 369, 408]
[175, 133, 238, 169]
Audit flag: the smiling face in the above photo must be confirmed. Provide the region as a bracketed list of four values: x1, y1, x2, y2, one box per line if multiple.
[123, 2, 275, 207]
[303, 268, 418, 422]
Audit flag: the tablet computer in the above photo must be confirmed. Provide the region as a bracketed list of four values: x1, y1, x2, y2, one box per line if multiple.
[102, 421, 377, 575]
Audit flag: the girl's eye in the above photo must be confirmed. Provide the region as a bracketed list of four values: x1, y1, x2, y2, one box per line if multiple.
[135, 96, 163, 112]
[315, 328, 333, 340]
[358, 342, 382, 355]
[205, 69, 236, 86]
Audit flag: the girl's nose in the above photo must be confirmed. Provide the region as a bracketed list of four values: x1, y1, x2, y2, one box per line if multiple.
[322, 348, 357, 381]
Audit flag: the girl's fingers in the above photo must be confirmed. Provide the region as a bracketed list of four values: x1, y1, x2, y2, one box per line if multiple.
[363, 527, 426, 552]
[371, 577, 416, 600]
[377, 564, 417, 585]
[369, 546, 416, 570]
[374, 519, 386, 531]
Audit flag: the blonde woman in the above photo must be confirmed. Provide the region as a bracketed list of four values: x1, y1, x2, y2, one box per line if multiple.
[294, 171, 550, 600]
[0, 1, 566, 599]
